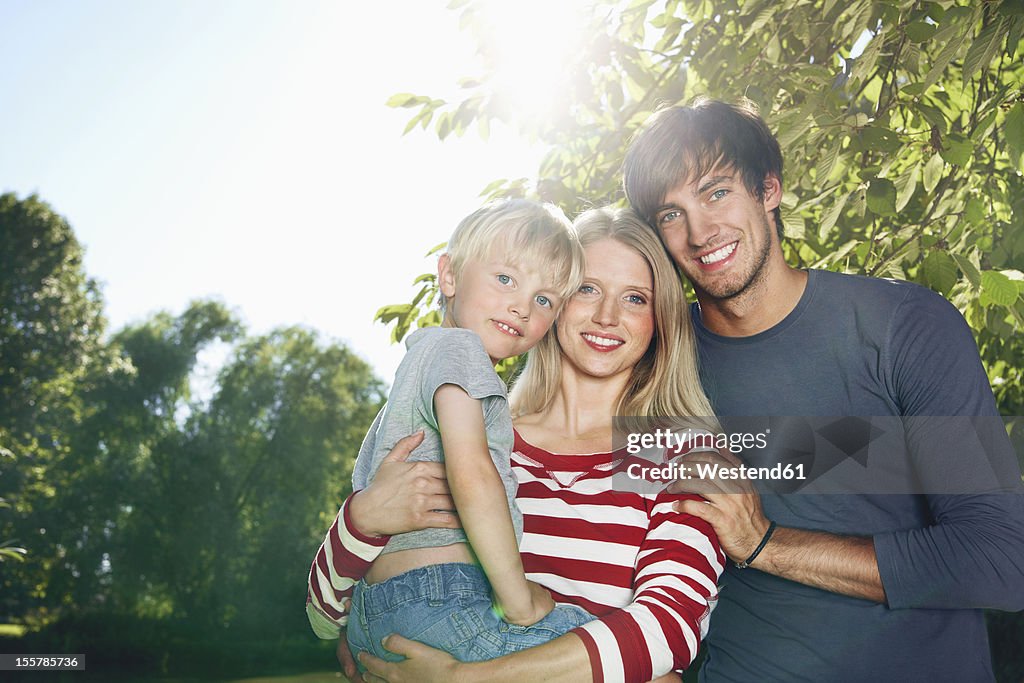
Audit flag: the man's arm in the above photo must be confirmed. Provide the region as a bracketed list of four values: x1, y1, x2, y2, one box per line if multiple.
[675, 288, 1024, 609]
[672, 450, 886, 603]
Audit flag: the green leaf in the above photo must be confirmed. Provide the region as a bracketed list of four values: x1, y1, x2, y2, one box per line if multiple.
[922, 251, 958, 295]
[374, 303, 414, 323]
[923, 154, 944, 193]
[962, 17, 1007, 79]
[385, 93, 425, 108]
[894, 163, 919, 212]
[866, 178, 897, 216]
[1005, 103, 1024, 170]
[412, 273, 436, 285]
[819, 192, 850, 239]
[782, 213, 806, 240]
[923, 7, 979, 91]
[905, 20, 937, 42]
[1005, 269, 1024, 292]
[981, 270, 1020, 306]
[815, 137, 843, 180]
[939, 132, 972, 166]
[953, 254, 982, 290]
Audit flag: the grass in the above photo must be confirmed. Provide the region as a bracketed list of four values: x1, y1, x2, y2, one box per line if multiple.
[0, 624, 27, 637]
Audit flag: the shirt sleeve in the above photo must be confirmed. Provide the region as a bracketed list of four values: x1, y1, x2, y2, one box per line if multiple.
[417, 329, 506, 429]
[873, 286, 1024, 610]
[571, 493, 725, 683]
[305, 494, 390, 639]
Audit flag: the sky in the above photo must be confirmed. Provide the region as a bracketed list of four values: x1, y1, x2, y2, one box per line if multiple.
[0, 0, 594, 386]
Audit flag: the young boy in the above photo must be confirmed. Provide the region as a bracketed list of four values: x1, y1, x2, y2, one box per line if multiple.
[307, 199, 589, 665]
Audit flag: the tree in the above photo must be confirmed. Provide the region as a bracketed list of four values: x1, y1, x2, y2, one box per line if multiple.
[0, 193, 110, 620]
[378, 2, 1024, 677]
[378, 0, 1024, 414]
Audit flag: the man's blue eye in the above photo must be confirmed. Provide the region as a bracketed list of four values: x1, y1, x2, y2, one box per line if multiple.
[711, 189, 728, 200]
[660, 211, 679, 223]
[497, 274, 512, 285]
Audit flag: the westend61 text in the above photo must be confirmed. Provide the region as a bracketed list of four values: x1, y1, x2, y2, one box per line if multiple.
[627, 461, 806, 482]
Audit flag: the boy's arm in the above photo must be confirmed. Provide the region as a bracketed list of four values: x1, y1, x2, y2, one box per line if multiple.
[434, 383, 552, 625]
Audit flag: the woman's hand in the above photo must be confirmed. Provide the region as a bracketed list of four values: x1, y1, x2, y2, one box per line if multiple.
[348, 432, 461, 537]
[359, 635, 468, 683]
[336, 631, 358, 680]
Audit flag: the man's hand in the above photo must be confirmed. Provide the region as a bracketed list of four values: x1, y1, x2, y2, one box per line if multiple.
[359, 635, 464, 683]
[671, 450, 886, 602]
[349, 432, 461, 537]
[668, 449, 771, 564]
[336, 631, 358, 680]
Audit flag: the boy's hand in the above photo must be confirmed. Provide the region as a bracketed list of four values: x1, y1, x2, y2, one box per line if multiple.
[349, 432, 461, 537]
[499, 580, 556, 626]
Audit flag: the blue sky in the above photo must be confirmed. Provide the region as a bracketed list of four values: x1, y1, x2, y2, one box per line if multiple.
[0, 0, 571, 384]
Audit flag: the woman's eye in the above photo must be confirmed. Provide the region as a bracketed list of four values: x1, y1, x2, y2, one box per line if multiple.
[626, 294, 647, 305]
[577, 284, 597, 295]
[535, 295, 552, 308]
[497, 274, 512, 285]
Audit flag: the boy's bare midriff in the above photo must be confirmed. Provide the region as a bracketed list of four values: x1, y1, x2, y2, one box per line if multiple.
[364, 543, 477, 585]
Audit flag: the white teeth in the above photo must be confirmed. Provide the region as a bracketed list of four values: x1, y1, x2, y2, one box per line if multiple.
[699, 242, 737, 264]
[496, 322, 520, 336]
[583, 333, 623, 347]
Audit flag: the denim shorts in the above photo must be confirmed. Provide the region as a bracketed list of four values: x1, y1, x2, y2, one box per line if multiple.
[347, 562, 592, 666]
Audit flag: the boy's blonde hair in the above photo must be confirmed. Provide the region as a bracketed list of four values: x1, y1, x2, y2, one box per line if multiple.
[441, 199, 585, 311]
[511, 206, 719, 433]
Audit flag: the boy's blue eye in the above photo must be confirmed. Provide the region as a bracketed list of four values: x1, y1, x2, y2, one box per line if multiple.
[497, 274, 512, 285]
[536, 295, 551, 308]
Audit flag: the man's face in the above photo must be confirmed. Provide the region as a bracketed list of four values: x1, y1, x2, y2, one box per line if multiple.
[652, 167, 781, 301]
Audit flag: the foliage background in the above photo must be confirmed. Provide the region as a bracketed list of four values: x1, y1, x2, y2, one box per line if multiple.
[1, 0, 1022, 680]
[379, 0, 1024, 679]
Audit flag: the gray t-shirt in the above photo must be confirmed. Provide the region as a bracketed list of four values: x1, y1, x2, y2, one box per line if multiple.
[351, 326, 522, 554]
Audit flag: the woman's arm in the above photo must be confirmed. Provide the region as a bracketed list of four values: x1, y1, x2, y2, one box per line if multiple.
[360, 493, 725, 683]
[434, 384, 553, 625]
[306, 433, 458, 638]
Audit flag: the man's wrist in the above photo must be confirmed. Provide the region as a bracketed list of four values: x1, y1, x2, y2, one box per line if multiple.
[735, 520, 777, 569]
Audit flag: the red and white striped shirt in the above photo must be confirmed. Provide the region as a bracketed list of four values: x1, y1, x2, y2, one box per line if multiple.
[307, 432, 725, 683]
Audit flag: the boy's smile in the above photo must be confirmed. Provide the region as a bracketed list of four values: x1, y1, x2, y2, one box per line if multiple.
[439, 254, 561, 364]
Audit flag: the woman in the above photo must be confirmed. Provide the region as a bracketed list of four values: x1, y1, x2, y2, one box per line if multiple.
[307, 207, 725, 682]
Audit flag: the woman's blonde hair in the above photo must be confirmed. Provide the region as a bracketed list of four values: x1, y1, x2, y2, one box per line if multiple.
[511, 206, 718, 432]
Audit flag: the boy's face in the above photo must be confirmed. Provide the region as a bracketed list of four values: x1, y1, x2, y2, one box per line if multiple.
[652, 166, 781, 302]
[438, 254, 562, 364]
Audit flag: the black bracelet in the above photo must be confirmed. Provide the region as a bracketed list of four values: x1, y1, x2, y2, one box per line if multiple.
[735, 520, 777, 569]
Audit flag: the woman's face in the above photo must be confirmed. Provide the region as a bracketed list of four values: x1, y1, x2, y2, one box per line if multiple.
[556, 238, 656, 381]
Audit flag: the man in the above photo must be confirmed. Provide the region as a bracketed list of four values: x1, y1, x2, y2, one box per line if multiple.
[622, 98, 1024, 681]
